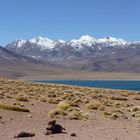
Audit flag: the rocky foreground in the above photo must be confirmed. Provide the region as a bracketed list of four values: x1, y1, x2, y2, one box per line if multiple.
[0, 78, 140, 140]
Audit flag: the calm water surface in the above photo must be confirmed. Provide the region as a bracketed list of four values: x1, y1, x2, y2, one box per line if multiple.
[34, 80, 140, 91]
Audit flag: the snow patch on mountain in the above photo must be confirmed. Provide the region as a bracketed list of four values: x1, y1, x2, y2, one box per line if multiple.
[69, 35, 96, 50]
[12, 39, 26, 48]
[78, 35, 96, 45]
[29, 36, 55, 50]
[97, 37, 128, 46]
[58, 39, 66, 43]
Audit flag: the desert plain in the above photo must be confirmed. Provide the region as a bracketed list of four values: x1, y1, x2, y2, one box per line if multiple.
[0, 78, 140, 139]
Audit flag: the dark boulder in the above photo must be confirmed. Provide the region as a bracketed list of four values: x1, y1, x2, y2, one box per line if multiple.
[14, 132, 35, 138]
[70, 133, 77, 137]
[45, 120, 66, 135]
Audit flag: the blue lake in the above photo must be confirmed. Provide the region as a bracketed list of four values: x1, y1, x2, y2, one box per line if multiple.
[34, 80, 140, 91]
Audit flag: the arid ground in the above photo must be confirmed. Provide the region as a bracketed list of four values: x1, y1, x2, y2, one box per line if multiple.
[19, 71, 140, 80]
[1, 79, 140, 140]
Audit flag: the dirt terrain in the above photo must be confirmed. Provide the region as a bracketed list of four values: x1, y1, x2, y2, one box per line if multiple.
[0, 79, 140, 140]
[20, 71, 140, 80]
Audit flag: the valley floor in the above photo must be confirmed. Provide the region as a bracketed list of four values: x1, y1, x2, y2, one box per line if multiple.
[20, 71, 140, 80]
[0, 79, 140, 140]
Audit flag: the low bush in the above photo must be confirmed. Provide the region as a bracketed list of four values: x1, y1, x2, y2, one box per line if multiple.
[47, 98, 59, 104]
[68, 110, 88, 120]
[48, 109, 66, 118]
[0, 103, 30, 112]
[57, 101, 70, 111]
[110, 113, 119, 120]
[15, 96, 28, 102]
[109, 96, 127, 101]
[86, 101, 100, 110]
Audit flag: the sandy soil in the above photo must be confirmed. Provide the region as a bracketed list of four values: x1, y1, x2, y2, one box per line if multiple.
[1, 102, 140, 140]
[0, 79, 140, 140]
[1, 101, 140, 140]
[20, 72, 140, 80]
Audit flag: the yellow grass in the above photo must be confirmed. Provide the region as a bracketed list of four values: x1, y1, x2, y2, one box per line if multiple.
[0, 103, 30, 112]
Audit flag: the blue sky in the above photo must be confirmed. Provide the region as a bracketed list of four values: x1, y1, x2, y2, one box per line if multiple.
[0, 0, 140, 46]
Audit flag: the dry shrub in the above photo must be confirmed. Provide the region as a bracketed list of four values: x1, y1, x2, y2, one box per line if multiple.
[57, 101, 70, 111]
[15, 96, 28, 102]
[47, 98, 59, 104]
[86, 101, 101, 110]
[109, 96, 127, 101]
[68, 110, 88, 120]
[110, 113, 119, 120]
[48, 109, 66, 118]
[0, 103, 29, 112]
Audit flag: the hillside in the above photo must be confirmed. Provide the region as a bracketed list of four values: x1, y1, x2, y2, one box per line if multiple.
[0, 46, 65, 79]
[5, 35, 140, 73]
[0, 35, 140, 79]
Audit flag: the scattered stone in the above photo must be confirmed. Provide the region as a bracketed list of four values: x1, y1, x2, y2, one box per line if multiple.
[20, 104, 24, 107]
[28, 115, 33, 118]
[45, 120, 66, 135]
[122, 115, 128, 120]
[70, 133, 77, 137]
[1, 121, 4, 124]
[14, 132, 35, 138]
[10, 118, 14, 121]
[48, 120, 56, 126]
[110, 113, 119, 120]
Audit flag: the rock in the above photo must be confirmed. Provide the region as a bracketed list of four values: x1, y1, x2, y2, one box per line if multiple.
[70, 133, 77, 137]
[122, 115, 128, 120]
[14, 132, 35, 138]
[10, 118, 14, 121]
[45, 120, 66, 135]
[1, 121, 4, 124]
[28, 115, 33, 118]
[48, 120, 56, 126]
[0, 116, 2, 119]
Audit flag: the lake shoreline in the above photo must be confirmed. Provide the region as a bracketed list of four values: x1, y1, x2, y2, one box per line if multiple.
[33, 80, 140, 91]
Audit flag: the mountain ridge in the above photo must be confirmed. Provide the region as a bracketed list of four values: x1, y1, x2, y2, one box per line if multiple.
[5, 35, 133, 50]
[3, 35, 140, 74]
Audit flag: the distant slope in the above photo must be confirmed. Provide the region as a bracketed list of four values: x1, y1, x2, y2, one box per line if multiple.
[0, 46, 65, 79]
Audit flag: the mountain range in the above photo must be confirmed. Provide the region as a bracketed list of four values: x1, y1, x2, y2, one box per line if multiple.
[1, 35, 140, 78]
[6, 35, 131, 61]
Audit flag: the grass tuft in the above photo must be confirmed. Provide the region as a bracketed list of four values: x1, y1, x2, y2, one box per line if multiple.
[48, 109, 66, 118]
[0, 103, 30, 112]
[68, 110, 88, 120]
[15, 96, 29, 102]
[57, 101, 70, 111]
[86, 101, 100, 110]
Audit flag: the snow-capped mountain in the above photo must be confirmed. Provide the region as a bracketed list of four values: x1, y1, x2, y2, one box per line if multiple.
[69, 35, 96, 49]
[10, 39, 26, 48]
[97, 36, 128, 46]
[69, 35, 128, 48]
[5, 35, 140, 72]
[6, 35, 129, 51]
[29, 37, 55, 49]
[6, 35, 132, 59]
[6, 36, 67, 59]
